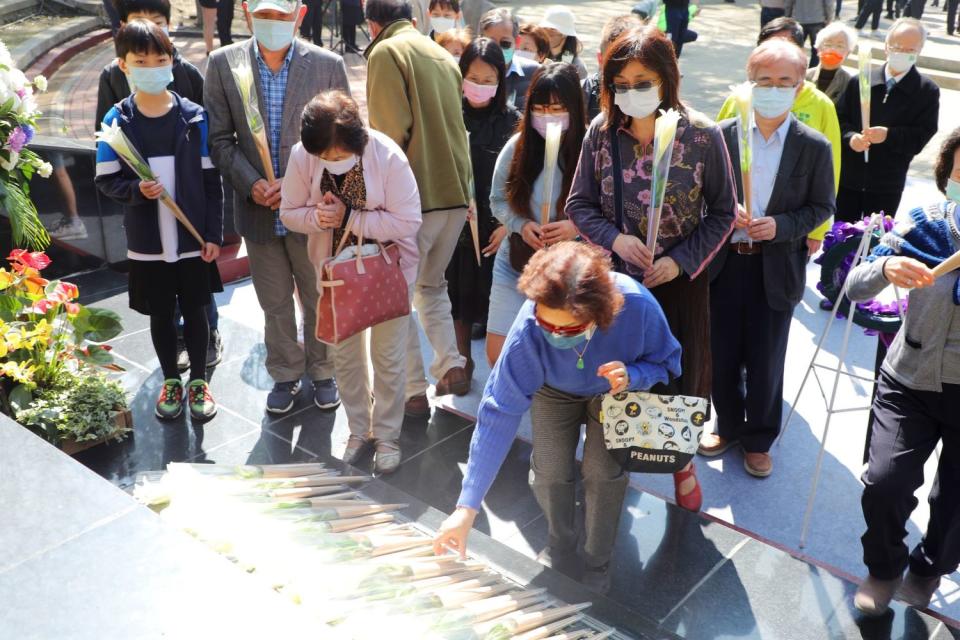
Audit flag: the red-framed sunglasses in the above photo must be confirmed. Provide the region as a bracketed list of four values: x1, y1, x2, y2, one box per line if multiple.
[534, 313, 591, 337]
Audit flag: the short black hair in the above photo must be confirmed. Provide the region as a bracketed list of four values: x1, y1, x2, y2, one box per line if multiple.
[365, 0, 413, 25]
[429, 0, 460, 12]
[113, 0, 172, 23]
[459, 37, 508, 113]
[301, 90, 369, 157]
[115, 19, 174, 59]
[934, 127, 960, 194]
[758, 17, 804, 47]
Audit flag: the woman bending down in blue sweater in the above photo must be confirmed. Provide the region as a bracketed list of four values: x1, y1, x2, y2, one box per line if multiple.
[432, 241, 681, 595]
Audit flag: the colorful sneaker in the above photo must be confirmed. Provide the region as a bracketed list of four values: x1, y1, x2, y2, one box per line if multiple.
[187, 379, 217, 421]
[155, 378, 184, 420]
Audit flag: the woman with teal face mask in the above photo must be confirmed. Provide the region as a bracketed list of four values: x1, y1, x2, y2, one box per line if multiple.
[846, 128, 960, 618]
[433, 242, 681, 595]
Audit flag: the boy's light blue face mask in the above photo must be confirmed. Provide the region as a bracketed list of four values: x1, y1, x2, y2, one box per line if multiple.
[946, 178, 960, 206]
[128, 65, 174, 94]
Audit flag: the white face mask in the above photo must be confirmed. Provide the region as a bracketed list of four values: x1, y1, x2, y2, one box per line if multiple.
[319, 154, 358, 175]
[614, 86, 661, 119]
[515, 49, 538, 61]
[431, 16, 457, 33]
[887, 51, 918, 75]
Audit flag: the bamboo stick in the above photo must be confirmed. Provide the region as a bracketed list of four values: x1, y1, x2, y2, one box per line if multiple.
[513, 614, 584, 640]
[933, 249, 960, 278]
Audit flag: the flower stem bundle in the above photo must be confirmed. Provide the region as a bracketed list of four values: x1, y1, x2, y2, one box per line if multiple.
[540, 122, 563, 227]
[95, 121, 205, 245]
[857, 43, 872, 164]
[225, 47, 276, 182]
[646, 108, 681, 254]
[730, 82, 755, 244]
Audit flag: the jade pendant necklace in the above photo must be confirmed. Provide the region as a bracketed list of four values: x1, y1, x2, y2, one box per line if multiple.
[572, 331, 594, 370]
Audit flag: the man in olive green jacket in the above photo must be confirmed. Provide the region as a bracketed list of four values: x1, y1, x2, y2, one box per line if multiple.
[365, 0, 473, 417]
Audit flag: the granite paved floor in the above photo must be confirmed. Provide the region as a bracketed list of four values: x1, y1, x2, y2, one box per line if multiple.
[52, 267, 959, 639]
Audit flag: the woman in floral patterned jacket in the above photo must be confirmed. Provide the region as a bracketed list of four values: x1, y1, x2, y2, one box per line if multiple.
[566, 24, 737, 512]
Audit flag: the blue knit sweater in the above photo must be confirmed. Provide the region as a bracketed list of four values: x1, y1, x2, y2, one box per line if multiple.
[868, 201, 960, 304]
[457, 273, 682, 511]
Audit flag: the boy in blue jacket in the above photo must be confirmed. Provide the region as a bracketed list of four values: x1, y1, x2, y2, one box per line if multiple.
[95, 20, 224, 422]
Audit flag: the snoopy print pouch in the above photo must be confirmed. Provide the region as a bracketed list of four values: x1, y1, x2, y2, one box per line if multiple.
[599, 392, 710, 473]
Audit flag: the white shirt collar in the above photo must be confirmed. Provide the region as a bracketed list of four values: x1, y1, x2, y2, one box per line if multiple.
[508, 57, 524, 78]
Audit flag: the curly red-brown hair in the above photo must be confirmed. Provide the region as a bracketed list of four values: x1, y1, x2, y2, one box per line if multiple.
[517, 242, 624, 330]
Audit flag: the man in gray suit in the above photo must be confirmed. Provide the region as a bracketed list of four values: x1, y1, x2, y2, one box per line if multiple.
[478, 8, 540, 112]
[205, 0, 351, 414]
[699, 39, 835, 477]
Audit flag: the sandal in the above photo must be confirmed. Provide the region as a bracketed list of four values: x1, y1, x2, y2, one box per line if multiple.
[673, 462, 703, 512]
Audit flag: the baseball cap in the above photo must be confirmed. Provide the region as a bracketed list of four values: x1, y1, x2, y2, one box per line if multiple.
[246, 0, 300, 14]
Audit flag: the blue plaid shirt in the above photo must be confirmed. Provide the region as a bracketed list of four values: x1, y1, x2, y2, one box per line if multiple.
[255, 43, 295, 237]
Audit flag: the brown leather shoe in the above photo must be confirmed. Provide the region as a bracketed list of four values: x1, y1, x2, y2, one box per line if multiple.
[698, 433, 738, 457]
[404, 394, 431, 419]
[743, 451, 773, 477]
[435, 366, 470, 396]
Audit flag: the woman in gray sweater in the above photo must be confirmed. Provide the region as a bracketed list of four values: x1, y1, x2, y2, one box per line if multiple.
[846, 128, 960, 618]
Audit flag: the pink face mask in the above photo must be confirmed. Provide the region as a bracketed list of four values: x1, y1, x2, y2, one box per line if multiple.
[531, 112, 570, 138]
[463, 79, 499, 105]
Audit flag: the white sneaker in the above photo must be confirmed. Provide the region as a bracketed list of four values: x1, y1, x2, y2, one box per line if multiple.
[49, 217, 87, 240]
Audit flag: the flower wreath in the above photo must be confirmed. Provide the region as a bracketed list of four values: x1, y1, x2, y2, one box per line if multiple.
[815, 216, 906, 335]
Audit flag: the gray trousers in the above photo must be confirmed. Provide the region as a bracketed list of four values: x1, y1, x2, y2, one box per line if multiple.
[530, 385, 629, 569]
[332, 287, 413, 443]
[246, 233, 332, 383]
[405, 209, 469, 399]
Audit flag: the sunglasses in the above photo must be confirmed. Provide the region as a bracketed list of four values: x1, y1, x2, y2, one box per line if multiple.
[535, 313, 591, 337]
[610, 80, 658, 94]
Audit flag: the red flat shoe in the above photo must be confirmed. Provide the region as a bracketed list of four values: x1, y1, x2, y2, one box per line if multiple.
[673, 463, 703, 512]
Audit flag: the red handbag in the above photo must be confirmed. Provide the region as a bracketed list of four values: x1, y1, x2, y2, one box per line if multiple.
[316, 211, 411, 345]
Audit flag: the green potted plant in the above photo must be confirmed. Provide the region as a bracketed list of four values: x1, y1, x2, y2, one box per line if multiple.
[0, 249, 129, 452]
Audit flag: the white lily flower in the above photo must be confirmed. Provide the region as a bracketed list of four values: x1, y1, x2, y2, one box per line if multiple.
[0, 40, 12, 68]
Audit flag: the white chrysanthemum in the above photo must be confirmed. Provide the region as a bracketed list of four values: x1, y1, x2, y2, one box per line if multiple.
[37, 161, 53, 178]
[33, 75, 47, 93]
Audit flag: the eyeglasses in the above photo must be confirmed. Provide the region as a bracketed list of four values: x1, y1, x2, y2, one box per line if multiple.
[753, 81, 801, 89]
[535, 313, 591, 337]
[887, 45, 920, 53]
[610, 80, 658, 94]
[499, 39, 514, 50]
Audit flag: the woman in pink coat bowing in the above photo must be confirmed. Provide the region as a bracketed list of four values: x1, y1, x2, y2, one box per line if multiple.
[281, 90, 422, 474]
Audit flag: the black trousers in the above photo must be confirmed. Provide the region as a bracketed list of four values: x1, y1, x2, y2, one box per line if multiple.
[861, 371, 960, 580]
[948, 0, 958, 34]
[217, 0, 234, 46]
[904, 0, 927, 17]
[300, 0, 326, 46]
[855, 0, 885, 28]
[801, 23, 824, 67]
[710, 252, 794, 453]
[836, 186, 903, 224]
